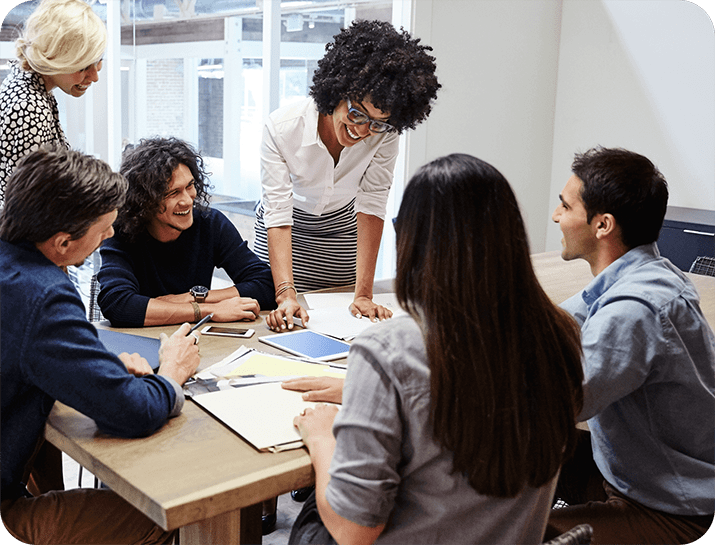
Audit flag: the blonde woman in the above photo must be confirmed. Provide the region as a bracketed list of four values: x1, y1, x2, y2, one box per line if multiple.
[0, 0, 106, 202]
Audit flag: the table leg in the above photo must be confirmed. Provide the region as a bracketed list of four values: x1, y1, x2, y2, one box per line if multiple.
[179, 502, 262, 544]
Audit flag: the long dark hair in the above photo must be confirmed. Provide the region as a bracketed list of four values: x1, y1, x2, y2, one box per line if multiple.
[395, 153, 583, 498]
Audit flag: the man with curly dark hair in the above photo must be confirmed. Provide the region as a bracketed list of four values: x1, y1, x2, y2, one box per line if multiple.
[98, 137, 275, 328]
[255, 19, 440, 333]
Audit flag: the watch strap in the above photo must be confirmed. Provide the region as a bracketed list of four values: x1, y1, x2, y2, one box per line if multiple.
[191, 301, 201, 322]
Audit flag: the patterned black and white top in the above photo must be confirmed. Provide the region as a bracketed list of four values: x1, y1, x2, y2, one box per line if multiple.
[0, 61, 70, 203]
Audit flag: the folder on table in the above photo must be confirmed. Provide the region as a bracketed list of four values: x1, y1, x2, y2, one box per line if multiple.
[96, 328, 161, 371]
[192, 382, 337, 452]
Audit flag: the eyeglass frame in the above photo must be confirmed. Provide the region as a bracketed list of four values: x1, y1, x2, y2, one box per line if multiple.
[346, 98, 395, 134]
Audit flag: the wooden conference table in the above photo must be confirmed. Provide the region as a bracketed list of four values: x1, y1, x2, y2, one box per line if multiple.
[44, 251, 715, 544]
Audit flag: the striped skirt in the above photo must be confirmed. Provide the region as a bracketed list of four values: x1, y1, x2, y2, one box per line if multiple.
[254, 200, 357, 292]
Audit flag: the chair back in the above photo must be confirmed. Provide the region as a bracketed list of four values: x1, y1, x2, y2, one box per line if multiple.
[543, 524, 593, 545]
[88, 274, 103, 321]
[689, 256, 715, 277]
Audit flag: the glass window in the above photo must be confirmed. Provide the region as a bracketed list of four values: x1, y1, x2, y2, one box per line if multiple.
[0, 0, 397, 277]
[121, 0, 391, 203]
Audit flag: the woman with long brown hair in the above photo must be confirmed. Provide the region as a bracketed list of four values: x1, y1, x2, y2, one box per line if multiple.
[290, 153, 585, 544]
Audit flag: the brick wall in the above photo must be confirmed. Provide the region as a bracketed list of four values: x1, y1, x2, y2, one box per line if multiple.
[199, 76, 223, 158]
[145, 59, 184, 137]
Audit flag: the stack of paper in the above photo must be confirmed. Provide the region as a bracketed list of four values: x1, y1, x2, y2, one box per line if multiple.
[193, 383, 337, 452]
[187, 348, 343, 451]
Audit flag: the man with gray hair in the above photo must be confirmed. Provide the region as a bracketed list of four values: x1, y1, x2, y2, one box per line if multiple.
[0, 145, 200, 543]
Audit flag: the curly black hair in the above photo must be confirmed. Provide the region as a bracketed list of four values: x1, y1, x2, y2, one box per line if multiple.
[116, 137, 212, 241]
[309, 19, 440, 134]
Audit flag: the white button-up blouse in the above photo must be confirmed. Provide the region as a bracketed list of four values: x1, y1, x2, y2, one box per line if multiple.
[260, 97, 399, 229]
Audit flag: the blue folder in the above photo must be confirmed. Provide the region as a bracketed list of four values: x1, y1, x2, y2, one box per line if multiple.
[96, 328, 161, 371]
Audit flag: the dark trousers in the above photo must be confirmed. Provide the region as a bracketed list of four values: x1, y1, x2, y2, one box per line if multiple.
[288, 490, 337, 545]
[545, 430, 714, 544]
[25, 439, 65, 496]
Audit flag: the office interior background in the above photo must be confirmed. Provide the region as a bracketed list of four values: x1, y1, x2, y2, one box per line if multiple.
[0, 0, 713, 281]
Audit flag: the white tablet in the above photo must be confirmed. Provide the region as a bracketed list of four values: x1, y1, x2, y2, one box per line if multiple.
[259, 330, 350, 362]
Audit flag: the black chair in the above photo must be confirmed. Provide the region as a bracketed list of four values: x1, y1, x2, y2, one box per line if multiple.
[689, 256, 715, 277]
[543, 524, 593, 545]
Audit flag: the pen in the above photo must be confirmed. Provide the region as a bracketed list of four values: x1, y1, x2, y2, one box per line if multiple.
[189, 313, 214, 334]
[282, 316, 304, 328]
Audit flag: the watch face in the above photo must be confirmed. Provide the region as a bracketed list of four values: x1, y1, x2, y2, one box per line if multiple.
[191, 286, 208, 300]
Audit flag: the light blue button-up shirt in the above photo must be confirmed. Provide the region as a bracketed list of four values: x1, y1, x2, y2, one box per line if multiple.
[561, 243, 715, 515]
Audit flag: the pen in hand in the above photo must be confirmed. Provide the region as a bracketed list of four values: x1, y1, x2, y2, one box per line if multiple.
[189, 313, 214, 334]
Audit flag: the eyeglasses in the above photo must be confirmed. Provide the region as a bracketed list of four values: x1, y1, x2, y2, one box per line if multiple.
[346, 98, 395, 134]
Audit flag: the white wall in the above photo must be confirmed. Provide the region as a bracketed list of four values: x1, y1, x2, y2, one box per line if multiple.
[407, 0, 563, 253]
[546, 0, 715, 251]
[60, 71, 109, 160]
[407, 0, 715, 253]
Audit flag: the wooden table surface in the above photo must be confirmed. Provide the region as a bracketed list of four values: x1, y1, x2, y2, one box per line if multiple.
[45, 313, 316, 544]
[44, 251, 715, 544]
[531, 251, 715, 327]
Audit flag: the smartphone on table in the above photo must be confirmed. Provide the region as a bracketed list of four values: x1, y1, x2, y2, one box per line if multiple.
[201, 325, 255, 338]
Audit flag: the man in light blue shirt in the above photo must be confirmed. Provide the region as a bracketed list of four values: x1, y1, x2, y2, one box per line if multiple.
[546, 147, 715, 544]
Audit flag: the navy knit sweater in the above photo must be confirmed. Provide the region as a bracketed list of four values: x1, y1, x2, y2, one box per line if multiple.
[98, 208, 275, 327]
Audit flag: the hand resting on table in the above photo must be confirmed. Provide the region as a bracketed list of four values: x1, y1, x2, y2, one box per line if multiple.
[282, 376, 345, 404]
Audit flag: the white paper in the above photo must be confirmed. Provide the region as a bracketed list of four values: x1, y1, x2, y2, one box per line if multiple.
[302, 292, 355, 309]
[192, 382, 336, 451]
[195, 345, 253, 380]
[303, 292, 404, 311]
[301, 293, 406, 340]
[302, 307, 376, 340]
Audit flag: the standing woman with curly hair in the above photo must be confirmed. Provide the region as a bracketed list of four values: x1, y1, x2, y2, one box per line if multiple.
[0, 0, 106, 204]
[255, 19, 440, 331]
[290, 154, 585, 544]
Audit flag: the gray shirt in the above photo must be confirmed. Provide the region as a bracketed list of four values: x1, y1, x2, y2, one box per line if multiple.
[327, 315, 557, 544]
